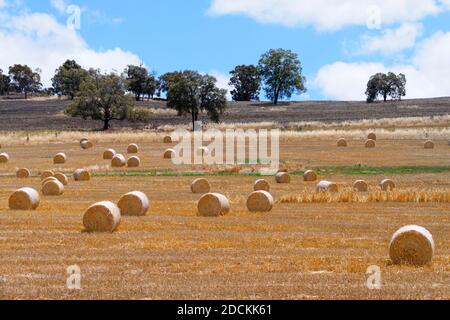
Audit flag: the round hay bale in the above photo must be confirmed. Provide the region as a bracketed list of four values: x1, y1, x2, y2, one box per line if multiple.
[247, 191, 274, 212]
[198, 193, 230, 217]
[163, 135, 172, 143]
[368, 133, 377, 141]
[365, 139, 376, 148]
[127, 156, 141, 168]
[275, 172, 291, 184]
[80, 138, 89, 145]
[103, 149, 116, 160]
[304, 170, 318, 182]
[16, 168, 31, 179]
[73, 169, 91, 181]
[53, 152, 67, 164]
[380, 179, 395, 191]
[83, 201, 121, 233]
[9, 187, 40, 210]
[191, 178, 211, 194]
[54, 172, 69, 186]
[42, 180, 64, 196]
[117, 191, 149, 216]
[164, 149, 175, 159]
[111, 154, 126, 168]
[389, 225, 435, 266]
[80, 140, 93, 150]
[127, 143, 139, 154]
[254, 179, 270, 192]
[353, 180, 368, 192]
[337, 138, 347, 147]
[41, 176, 59, 186]
[0, 153, 10, 163]
[41, 170, 54, 180]
[424, 140, 434, 149]
[317, 181, 339, 193]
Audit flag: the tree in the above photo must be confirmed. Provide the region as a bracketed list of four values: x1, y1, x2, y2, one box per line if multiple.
[65, 69, 134, 130]
[166, 70, 227, 131]
[144, 74, 160, 100]
[366, 72, 406, 103]
[229, 65, 261, 101]
[8, 64, 42, 99]
[124, 65, 149, 101]
[52, 60, 88, 99]
[0, 69, 10, 96]
[258, 49, 306, 104]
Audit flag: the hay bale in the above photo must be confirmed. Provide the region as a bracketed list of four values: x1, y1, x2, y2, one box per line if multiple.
[41, 170, 54, 180]
[424, 140, 434, 149]
[247, 191, 274, 212]
[191, 178, 211, 194]
[127, 156, 141, 168]
[164, 149, 175, 159]
[380, 179, 395, 191]
[80, 138, 89, 145]
[0, 153, 10, 163]
[83, 201, 121, 232]
[80, 140, 93, 150]
[111, 154, 126, 167]
[337, 138, 347, 147]
[127, 143, 139, 154]
[304, 170, 318, 182]
[103, 149, 116, 160]
[42, 180, 64, 196]
[163, 135, 172, 143]
[53, 152, 67, 164]
[254, 179, 270, 192]
[54, 172, 69, 186]
[353, 180, 368, 192]
[317, 181, 339, 193]
[365, 139, 376, 148]
[16, 168, 31, 179]
[198, 193, 230, 217]
[9, 187, 40, 210]
[41, 176, 59, 186]
[275, 172, 291, 184]
[73, 169, 91, 181]
[117, 191, 149, 216]
[389, 225, 435, 266]
[368, 133, 377, 141]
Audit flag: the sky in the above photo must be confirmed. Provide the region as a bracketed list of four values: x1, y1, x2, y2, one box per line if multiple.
[1, 0, 450, 101]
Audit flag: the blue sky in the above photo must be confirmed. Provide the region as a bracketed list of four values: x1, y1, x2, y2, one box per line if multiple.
[1, 0, 450, 100]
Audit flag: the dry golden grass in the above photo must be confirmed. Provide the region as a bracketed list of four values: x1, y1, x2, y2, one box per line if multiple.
[0, 135, 449, 300]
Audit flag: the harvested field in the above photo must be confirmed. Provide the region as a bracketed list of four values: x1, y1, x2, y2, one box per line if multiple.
[0, 133, 449, 300]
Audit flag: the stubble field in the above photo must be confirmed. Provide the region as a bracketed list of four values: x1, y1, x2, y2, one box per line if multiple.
[0, 132, 449, 299]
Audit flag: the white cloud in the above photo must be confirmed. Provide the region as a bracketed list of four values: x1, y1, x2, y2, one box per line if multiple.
[0, 0, 7, 8]
[313, 31, 450, 100]
[356, 23, 422, 55]
[208, 0, 449, 30]
[209, 70, 232, 100]
[0, 11, 142, 87]
[50, 0, 66, 14]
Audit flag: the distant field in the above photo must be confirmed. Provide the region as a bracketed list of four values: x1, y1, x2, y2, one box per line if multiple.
[1, 97, 450, 131]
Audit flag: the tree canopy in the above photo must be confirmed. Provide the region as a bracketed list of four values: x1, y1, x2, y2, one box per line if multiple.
[366, 72, 406, 103]
[165, 70, 227, 130]
[229, 65, 261, 101]
[65, 69, 134, 130]
[52, 60, 88, 100]
[0, 69, 10, 95]
[258, 49, 306, 104]
[8, 64, 42, 99]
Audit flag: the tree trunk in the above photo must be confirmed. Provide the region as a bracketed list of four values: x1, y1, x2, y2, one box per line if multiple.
[103, 118, 110, 131]
[24, 90, 28, 100]
[191, 112, 196, 131]
[383, 93, 387, 102]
